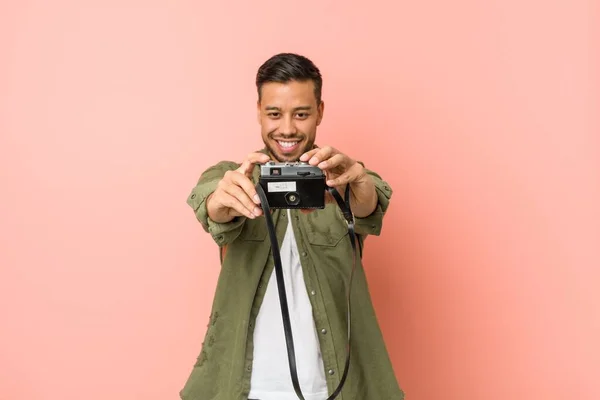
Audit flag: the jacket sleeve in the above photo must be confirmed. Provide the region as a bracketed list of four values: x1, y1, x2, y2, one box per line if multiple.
[186, 161, 247, 247]
[353, 166, 394, 237]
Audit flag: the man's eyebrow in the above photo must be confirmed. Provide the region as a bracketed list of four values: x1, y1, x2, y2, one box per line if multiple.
[264, 106, 312, 111]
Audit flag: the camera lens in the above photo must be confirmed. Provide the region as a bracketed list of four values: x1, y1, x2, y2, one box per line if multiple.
[285, 192, 300, 206]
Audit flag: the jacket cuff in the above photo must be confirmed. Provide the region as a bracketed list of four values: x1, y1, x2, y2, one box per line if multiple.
[353, 170, 393, 236]
[187, 178, 246, 246]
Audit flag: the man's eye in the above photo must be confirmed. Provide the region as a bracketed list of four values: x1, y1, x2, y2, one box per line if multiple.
[268, 112, 280, 118]
[296, 113, 308, 119]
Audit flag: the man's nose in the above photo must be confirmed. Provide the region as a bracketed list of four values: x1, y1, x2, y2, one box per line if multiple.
[279, 115, 297, 135]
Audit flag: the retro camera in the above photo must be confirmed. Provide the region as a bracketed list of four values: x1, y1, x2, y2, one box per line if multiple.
[258, 161, 326, 209]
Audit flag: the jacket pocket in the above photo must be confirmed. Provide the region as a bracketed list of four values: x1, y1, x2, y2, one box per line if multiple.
[305, 205, 349, 247]
[237, 217, 267, 241]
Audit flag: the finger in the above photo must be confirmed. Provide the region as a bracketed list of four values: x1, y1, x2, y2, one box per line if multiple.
[327, 162, 364, 186]
[299, 147, 321, 162]
[229, 171, 263, 207]
[318, 153, 345, 170]
[222, 193, 258, 219]
[300, 208, 316, 214]
[227, 177, 263, 215]
[237, 159, 257, 178]
[238, 152, 271, 176]
[213, 183, 256, 219]
[326, 171, 355, 187]
[307, 146, 336, 166]
[223, 184, 262, 218]
[246, 152, 271, 165]
[236, 160, 250, 177]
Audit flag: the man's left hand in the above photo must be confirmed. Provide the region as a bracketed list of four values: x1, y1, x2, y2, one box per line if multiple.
[299, 146, 377, 217]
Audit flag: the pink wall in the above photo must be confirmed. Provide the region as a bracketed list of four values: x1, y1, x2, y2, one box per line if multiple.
[1, 1, 598, 399]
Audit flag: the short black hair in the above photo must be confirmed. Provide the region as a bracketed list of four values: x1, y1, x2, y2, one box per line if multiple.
[256, 53, 323, 104]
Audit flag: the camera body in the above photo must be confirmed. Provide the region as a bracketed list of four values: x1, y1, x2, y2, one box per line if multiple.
[258, 161, 326, 209]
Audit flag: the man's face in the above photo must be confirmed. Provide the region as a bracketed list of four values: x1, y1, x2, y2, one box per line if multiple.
[257, 80, 324, 162]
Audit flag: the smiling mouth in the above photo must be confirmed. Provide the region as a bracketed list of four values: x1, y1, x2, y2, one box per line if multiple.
[276, 140, 301, 149]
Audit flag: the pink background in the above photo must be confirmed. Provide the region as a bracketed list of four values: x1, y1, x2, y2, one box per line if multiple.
[1, 1, 598, 399]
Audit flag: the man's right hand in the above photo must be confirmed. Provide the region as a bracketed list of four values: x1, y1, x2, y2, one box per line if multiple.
[206, 152, 271, 223]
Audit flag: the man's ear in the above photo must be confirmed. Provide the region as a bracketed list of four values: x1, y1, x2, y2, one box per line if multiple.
[316, 100, 325, 126]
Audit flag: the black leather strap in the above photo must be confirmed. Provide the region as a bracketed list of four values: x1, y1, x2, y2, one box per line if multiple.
[255, 183, 357, 400]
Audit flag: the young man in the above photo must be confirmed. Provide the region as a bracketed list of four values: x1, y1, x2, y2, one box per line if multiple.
[180, 53, 404, 400]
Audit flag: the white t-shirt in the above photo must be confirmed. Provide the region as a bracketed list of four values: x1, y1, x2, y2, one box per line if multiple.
[248, 211, 328, 400]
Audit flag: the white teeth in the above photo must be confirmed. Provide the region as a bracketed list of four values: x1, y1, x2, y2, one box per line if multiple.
[278, 141, 298, 148]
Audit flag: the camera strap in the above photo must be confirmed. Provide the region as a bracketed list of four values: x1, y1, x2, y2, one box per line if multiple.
[255, 183, 357, 400]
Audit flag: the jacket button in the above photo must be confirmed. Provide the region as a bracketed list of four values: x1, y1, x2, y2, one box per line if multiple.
[301, 251, 307, 257]
[328, 369, 335, 375]
[321, 328, 327, 334]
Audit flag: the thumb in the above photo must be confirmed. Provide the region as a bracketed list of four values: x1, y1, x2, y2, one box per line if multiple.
[237, 160, 254, 177]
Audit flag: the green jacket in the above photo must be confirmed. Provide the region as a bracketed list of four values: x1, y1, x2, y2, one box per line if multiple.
[180, 149, 405, 400]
